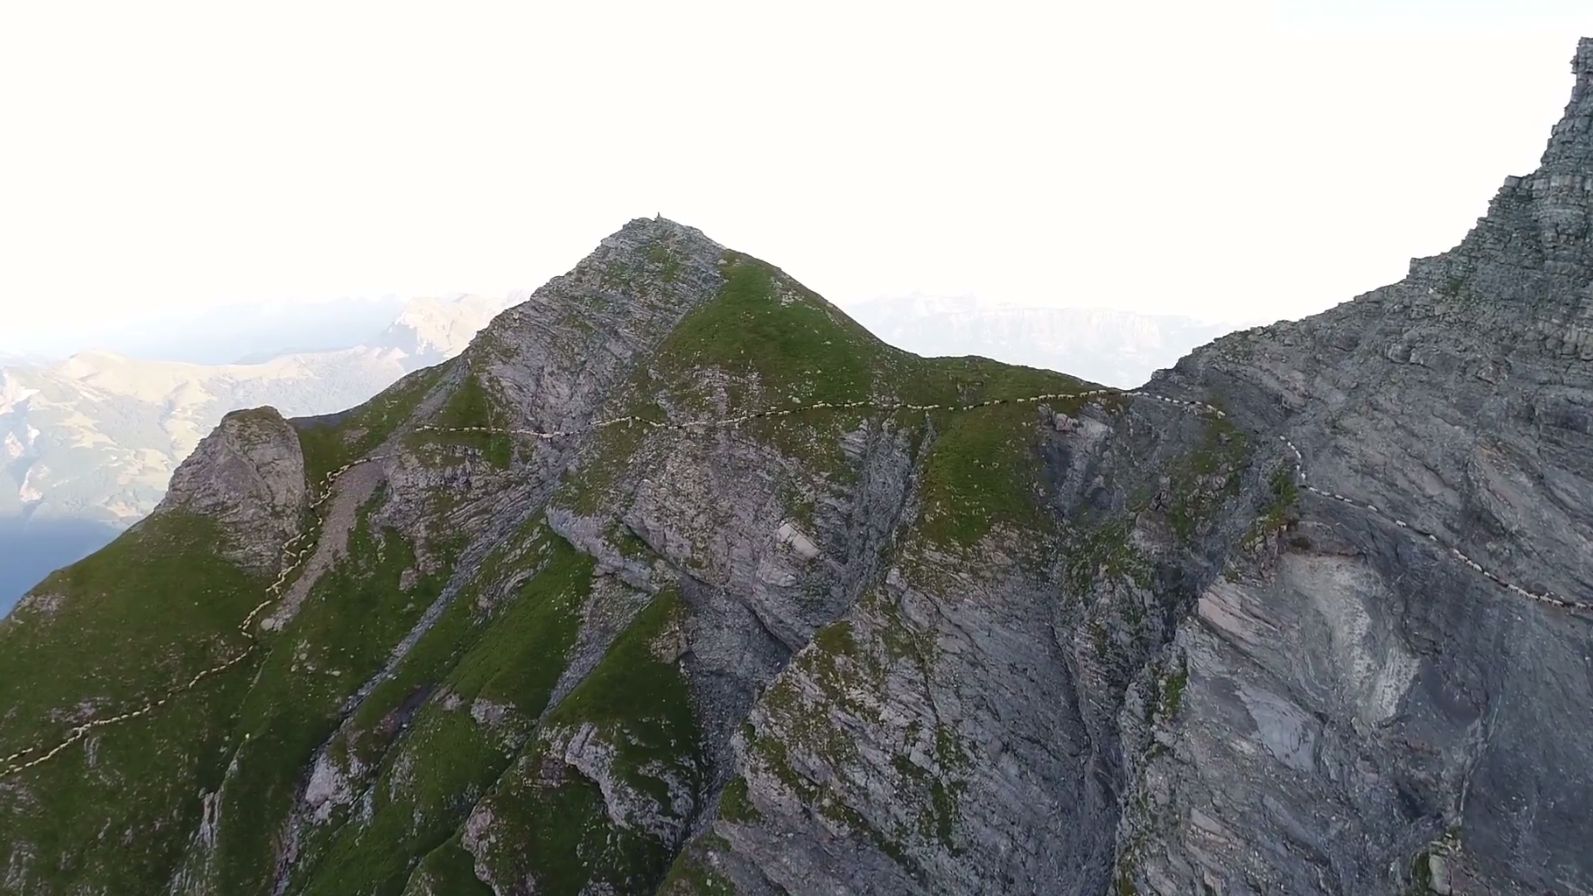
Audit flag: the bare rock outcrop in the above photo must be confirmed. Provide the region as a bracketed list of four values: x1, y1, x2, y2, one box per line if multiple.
[154, 406, 308, 574]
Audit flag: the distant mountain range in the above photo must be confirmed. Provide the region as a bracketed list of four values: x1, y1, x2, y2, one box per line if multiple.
[841, 295, 1249, 389]
[0, 294, 510, 612]
[5, 296, 413, 366]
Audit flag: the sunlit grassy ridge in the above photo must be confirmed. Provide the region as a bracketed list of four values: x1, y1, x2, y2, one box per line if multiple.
[568, 251, 1110, 549]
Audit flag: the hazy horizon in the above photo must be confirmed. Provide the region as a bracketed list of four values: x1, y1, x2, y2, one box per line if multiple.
[0, 288, 1268, 365]
[0, 292, 520, 365]
[4, 1, 1593, 354]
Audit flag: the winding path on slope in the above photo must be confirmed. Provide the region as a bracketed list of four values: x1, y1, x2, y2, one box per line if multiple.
[0, 386, 1586, 780]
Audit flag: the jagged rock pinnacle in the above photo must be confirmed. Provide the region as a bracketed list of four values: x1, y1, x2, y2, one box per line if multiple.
[155, 407, 309, 574]
[1404, 37, 1593, 305]
[1541, 36, 1593, 168]
[604, 215, 720, 249]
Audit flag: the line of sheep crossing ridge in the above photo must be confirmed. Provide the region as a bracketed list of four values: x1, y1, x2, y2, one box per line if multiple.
[1, 386, 1586, 780]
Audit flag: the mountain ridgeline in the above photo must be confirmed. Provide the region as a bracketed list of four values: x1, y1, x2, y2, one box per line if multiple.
[0, 293, 508, 614]
[3, 39, 1593, 896]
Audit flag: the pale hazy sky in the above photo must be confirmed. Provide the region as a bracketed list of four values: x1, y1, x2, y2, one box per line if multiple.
[3, 0, 1592, 352]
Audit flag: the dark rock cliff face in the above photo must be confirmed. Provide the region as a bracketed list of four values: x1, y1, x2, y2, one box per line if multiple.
[1124, 39, 1593, 896]
[0, 39, 1590, 896]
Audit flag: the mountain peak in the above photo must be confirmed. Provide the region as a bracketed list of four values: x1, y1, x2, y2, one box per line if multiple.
[1540, 36, 1593, 168]
[1405, 36, 1593, 306]
[595, 215, 725, 260]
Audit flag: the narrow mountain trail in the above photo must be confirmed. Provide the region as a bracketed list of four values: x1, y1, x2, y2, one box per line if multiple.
[0, 456, 381, 777]
[0, 385, 1584, 780]
[261, 458, 388, 632]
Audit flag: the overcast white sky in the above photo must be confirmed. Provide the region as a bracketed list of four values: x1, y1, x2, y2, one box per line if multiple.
[2, 0, 1592, 353]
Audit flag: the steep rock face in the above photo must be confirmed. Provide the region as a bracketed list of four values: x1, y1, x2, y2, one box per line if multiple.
[156, 406, 309, 575]
[1109, 38, 1593, 896]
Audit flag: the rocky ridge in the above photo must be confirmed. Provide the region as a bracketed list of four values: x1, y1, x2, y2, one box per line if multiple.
[0, 293, 507, 614]
[0, 38, 1590, 896]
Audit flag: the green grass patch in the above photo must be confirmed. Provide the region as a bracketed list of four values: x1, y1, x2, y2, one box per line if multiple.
[717, 774, 763, 824]
[1237, 461, 1303, 551]
[296, 709, 508, 896]
[900, 360, 1100, 550]
[295, 363, 449, 487]
[759, 647, 862, 771]
[444, 535, 591, 714]
[609, 522, 655, 561]
[294, 530, 590, 896]
[656, 835, 737, 896]
[410, 372, 514, 468]
[1064, 518, 1155, 597]
[1164, 413, 1251, 545]
[660, 253, 881, 405]
[0, 512, 263, 755]
[644, 252, 891, 484]
[464, 587, 704, 896]
[473, 747, 665, 896]
[1144, 654, 1189, 725]
[745, 718, 817, 803]
[1262, 463, 1300, 530]
[209, 499, 442, 896]
[648, 244, 683, 283]
[912, 403, 1046, 547]
[544, 587, 702, 807]
[0, 512, 261, 893]
[402, 835, 495, 896]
